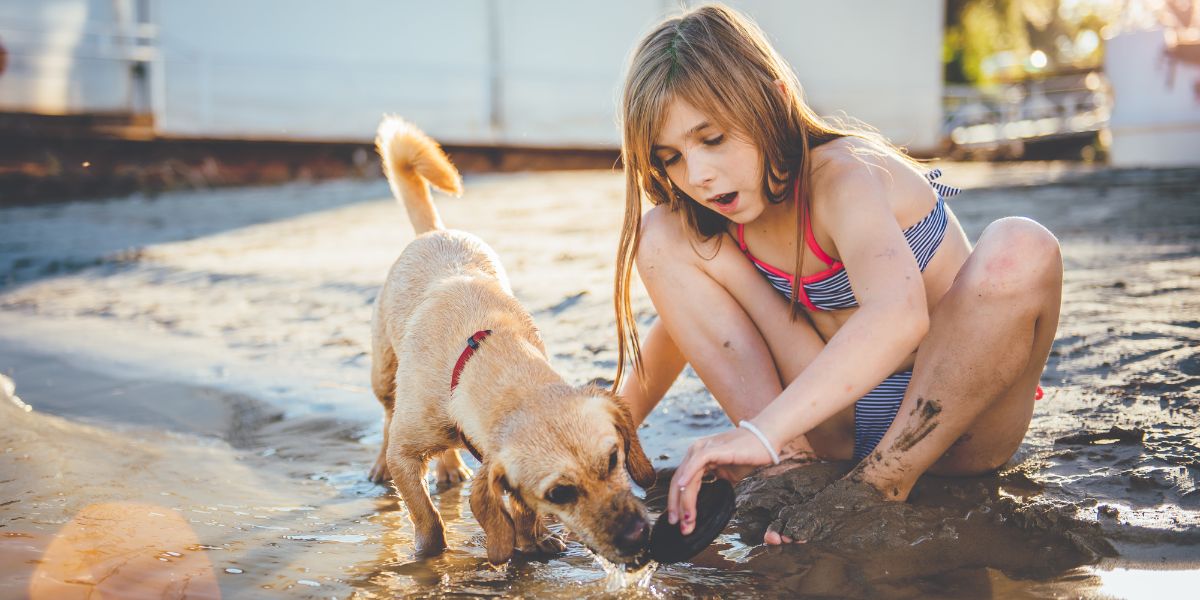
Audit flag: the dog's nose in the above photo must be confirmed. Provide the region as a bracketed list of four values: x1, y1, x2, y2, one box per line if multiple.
[615, 512, 650, 555]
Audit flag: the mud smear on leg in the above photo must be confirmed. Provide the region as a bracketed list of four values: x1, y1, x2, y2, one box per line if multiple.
[892, 396, 942, 453]
[840, 396, 944, 495]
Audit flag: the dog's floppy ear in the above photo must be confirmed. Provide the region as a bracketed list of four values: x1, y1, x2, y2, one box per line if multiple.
[469, 461, 514, 564]
[608, 395, 656, 489]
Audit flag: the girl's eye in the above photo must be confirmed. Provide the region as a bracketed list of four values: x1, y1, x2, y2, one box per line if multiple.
[546, 485, 579, 505]
[702, 134, 724, 146]
[661, 153, 681, 167]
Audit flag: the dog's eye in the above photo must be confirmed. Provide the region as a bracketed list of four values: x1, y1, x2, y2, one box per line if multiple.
[608, 449, 619, 474]
[546, 484, 578, 505]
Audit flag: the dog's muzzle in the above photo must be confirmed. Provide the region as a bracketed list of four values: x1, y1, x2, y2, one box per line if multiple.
[613, 511, 650, 557]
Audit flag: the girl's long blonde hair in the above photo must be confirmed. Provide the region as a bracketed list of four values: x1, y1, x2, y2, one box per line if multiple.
[614, 3, 900, 391]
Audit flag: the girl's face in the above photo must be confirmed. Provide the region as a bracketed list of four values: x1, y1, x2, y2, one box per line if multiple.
[652, 97, 767, 224]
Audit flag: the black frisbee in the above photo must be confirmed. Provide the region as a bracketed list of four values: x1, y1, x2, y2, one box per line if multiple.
[647, 478, 736, 564]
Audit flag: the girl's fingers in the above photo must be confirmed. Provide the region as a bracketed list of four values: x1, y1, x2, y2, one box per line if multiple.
[678, 466, 704, 535]
[764, 523, 800, 545]
[666, 444, 696, 525]
[670, 429, 768, 535]
[666, 468, 679, 524]
[669, 445, 710, 534]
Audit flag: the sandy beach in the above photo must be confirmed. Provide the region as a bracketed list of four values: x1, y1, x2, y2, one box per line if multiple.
[1, 163, 1197, 598]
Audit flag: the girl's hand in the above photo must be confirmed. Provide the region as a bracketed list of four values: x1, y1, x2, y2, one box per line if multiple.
[667, 427, 775, 535]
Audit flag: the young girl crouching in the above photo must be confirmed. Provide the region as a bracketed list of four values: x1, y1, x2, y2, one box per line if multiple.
[613, 3, 1062, 544]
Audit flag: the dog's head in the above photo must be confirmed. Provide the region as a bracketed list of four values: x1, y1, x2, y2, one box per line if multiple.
[474, 384, 655, 565]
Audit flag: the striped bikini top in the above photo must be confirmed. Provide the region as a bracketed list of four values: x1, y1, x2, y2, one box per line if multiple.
[735, 169, 960, 312]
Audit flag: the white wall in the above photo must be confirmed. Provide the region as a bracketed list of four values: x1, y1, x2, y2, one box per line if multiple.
[491, 0, 664, 147]
[729, 0, 945, 151]
[0, 0, 946, 152]
[155, 2, 491, 143]
[1105, 28, 1200, 167]
[0, 0, 143, 114]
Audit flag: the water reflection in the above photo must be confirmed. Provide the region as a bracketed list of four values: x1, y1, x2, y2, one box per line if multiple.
[343, 472, 774, 599]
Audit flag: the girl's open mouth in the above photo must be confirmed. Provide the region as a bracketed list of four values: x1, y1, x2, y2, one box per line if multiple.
[711, 192, 738, 206]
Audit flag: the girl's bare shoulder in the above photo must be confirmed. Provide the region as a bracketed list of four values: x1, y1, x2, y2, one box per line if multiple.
[809, 136, 927, 198]
[808, 137, 893, 200]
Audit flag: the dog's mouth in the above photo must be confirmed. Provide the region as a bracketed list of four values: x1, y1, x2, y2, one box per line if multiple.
[565, 510, 651, 566]
[626, 548, 654, 570]
[589, 540, 652, 571]
[709, 192, 737, 206]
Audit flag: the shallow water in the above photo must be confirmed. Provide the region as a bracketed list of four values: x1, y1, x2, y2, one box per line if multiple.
[4, 375, 1190, 599]
[0, 362, 762, 599]
[2, 167, 1199, 598]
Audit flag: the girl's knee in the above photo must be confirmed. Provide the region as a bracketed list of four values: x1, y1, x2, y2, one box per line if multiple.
[967, 218, 1062, 298]
[635, 205, 681, 267]
[636, 205, 711, 275]
[983, 218, 1061, 265]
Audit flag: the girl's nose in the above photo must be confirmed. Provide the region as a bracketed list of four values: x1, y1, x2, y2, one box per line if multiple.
[687, 156, 715, 189]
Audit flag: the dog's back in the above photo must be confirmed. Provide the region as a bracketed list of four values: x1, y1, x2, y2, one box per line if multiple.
[372, 117, 511, 351]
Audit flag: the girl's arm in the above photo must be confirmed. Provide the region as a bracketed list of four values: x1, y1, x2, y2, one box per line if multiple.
[748, 159, 930, 452]
[618, 318, 687, 426]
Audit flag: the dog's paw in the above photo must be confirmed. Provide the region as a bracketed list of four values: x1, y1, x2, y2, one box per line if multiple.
[414, 530, 448, 558]
[517, 532, 567, 556]
[534, 532, 568, 555]
[434, 452, 473, 487]
[368, 456, 392, 484]
[435, 464, 473, 486]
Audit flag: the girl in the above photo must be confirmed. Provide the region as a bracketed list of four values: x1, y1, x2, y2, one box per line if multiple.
[613, 4, 1062, 544]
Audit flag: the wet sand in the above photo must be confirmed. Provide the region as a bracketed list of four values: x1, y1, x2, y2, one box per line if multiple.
[1, 164, 1198, 598]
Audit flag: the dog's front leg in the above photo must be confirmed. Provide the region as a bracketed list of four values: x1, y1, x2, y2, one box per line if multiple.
[510, 498, 567, 555]
[388, 452, 447, 556]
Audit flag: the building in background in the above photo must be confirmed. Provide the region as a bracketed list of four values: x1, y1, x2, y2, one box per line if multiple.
[1104, 1, 1200, 167]
[0, 0, 155, 120]
[0, 0, 946, 154]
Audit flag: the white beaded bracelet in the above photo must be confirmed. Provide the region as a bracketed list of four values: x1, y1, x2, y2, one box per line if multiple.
[738, 420, 781, 465]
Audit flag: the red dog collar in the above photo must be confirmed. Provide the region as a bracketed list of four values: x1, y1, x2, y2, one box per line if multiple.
[450, 330, 492, 392]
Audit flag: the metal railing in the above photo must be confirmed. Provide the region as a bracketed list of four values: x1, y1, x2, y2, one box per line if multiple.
[942, 72, 1112, 159]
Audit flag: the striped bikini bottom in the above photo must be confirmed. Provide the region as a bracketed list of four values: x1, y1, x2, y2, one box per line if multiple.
[853, 371, 912, 462]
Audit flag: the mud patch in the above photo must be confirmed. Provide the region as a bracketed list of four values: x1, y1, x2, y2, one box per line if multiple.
[1055, 425, 1145, 446]
[733, 460, 1116, 585]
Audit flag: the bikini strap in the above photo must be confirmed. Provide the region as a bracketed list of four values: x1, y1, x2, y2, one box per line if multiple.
[742, 173, 838, 267]
[801, 194, 838, 267]
[925, 168, 961, 198]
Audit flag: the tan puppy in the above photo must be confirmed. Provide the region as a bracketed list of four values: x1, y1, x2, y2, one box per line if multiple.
[368, 116, 656, 565]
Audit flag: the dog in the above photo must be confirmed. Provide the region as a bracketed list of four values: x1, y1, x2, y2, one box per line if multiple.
[367, 116, 656, 565]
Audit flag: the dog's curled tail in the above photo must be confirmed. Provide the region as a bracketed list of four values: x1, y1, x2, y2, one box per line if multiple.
[376, 115, 463, 235]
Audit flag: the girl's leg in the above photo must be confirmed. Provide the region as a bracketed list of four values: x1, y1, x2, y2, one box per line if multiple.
[619, 318, 688, 427]
[854, 217, 1063, 500]
[635, 207, 830, 442]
